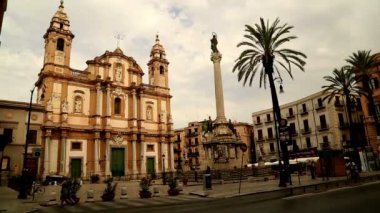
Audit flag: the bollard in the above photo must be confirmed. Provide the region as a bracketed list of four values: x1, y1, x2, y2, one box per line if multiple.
[87, 189, 95, 202]
[120, 186, 128, 199]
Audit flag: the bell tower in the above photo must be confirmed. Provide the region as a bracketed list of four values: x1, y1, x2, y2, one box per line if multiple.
[42, 1, 74, 72]
[148, 35, 169, 89]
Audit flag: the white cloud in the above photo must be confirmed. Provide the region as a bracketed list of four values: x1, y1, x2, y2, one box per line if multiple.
[0, 0, 379, 129]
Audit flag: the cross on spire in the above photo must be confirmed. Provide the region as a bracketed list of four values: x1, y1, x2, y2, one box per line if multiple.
[59, 0, 64, 8]
[114, 33, 125, 48]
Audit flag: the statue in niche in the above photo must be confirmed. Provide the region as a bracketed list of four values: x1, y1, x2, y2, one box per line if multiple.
[210, 32, 219, 53]
[115, 64, 122, 82]
[61, 97, 68, 113]
[146, 107, 152, 120]
[46, 97, 53, 111]
[74, 97, 82, 113]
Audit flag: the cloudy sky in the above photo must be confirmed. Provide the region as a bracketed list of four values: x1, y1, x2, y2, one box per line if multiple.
[1, 0, 380, 128]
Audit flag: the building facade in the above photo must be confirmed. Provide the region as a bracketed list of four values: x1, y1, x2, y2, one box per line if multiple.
[252, 90, 364, 162]
[0, 100, 44, 179]
[174, 121, 254, 172]
[2, 3, 175, 180]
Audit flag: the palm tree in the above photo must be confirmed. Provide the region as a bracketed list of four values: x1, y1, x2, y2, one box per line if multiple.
[233, 18, 306, 187]
[321, 66, 365, 148]
[346, 50, 380, 136]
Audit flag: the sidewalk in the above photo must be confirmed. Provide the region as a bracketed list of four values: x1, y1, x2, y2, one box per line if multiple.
[0, 171, 379, 213]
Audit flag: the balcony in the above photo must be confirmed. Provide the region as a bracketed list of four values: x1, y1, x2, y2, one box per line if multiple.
[300, 109, 308, 115]
[265, 136, 275, 141]
[174, 158, 183, 162]
[317, 124, 329, 131]
[315, 103, 325, 110]
[301, 128, 311, 135]
[187, 152, 200, 158]
[254, 120, 263, 126]
[265, 118, 273, 124]
[256, 137, 265, 142]
[174, 147, 182, 153]
[291, 131, 298, 137]
[286, 113, 295, 119]
[186, 132, 199, 137]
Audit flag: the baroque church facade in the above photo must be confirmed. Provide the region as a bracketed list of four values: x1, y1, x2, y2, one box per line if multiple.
[34, 3, 174, 179]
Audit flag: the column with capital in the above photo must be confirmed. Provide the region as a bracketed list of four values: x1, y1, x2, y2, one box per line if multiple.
[43, 136, 51, 178]
[170, 142, 175, 171]
[105, 139, 111, 176]
[59, 135, 66, 176]
[211, 50, 226, 123]
[132, 90, 137, 127]
[132, 141, 138, 178]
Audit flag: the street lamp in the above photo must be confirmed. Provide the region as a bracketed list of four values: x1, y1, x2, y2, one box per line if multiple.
[162, 154, 166, 185]
[18, 86, 36, 199]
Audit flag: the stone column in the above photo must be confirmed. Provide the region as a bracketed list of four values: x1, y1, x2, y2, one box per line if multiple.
[161, 142, 166, 172]
[105, 139, 111, 176]
[132, 141, 138, 177]
[170, 142, 175, 171]
[43, 136, 50, 178]
[59, 136, 66, 176]
[211, 52, 226, 123]
[140, 141, 145, 175]
[106, 84, 111, 116]
[132, 90, 137, 127]
[94, 138, 100, 174]
[96, 83, 102, 116]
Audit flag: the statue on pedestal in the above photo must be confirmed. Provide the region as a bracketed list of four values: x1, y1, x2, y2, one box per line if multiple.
[210, 33, 219, 53]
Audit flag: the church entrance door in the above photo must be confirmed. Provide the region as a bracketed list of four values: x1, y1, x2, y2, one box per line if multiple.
[111, 148, 125, 177]
[146, 157, 155, 178]
[71, 158, 82, 178]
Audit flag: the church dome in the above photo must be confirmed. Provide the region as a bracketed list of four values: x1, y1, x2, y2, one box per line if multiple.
[150, 34, 167, 60]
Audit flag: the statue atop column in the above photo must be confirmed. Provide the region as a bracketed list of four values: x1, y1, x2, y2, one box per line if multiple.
[210, 33, 219, 53]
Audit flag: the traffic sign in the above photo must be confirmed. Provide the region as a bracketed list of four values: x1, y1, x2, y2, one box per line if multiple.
[240, 144, 248, 152]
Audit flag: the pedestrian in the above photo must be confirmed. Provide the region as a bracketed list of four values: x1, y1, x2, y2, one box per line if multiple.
[60, 179, 68, 206]
[309, 161, 316, 179]
[206, 166, 211, 174]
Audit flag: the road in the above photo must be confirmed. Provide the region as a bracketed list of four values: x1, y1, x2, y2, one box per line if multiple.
[37, 182, 380, 213]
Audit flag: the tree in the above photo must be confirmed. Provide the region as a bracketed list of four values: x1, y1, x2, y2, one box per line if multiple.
[346, 50, 380, 136]
[233, 18, 306, 187]
[321, 66, 365, 148]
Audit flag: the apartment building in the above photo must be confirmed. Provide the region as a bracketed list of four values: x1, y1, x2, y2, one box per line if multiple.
[252, 90, 364, 162]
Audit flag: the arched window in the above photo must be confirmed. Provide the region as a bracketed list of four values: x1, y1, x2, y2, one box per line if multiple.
[160, 66, 164, 75]
[57, 38, 64, 51]
[74, 96, 83, 113]
[60, 23, 63, 29]
[114, 97, 121, 114]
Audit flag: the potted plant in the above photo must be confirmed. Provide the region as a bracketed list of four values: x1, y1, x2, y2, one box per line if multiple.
[101, 178, 117, 201]
[90, 174, 100, 183]
[167, 177, 180, 196]
[139, 177, 152, 198]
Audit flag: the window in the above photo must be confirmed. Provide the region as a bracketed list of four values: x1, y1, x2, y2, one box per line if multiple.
[59, 23, 63, 29]
[160, 66, 164, 75]
[267, 128, 273, 139]
[289, 123, 296, 135]
[288, 108, 293, 116]
[256, 116, 261, 124]
[319, 115, 327, 128]
[1, 156, 10, 171]
[323, 136, 329, 143]
[194, 128, 198, 133]
[74, 96, 83, 113]
[303, 120, 309, 131]
[302, 103, 307, 112]
[114, 97, 121, 114]
[195, 138, 198, 145]
[3, 128, 13, 143]
[258, 129, 263, 140]
[147, 145, 154, 152]
[71, 142, 82, 150]
[269, 143, 275, 152]
[266, 114, 271, 122]
[335, 96, 340, 104]
[317, 98, 323, 107]
[28, 130, 37, 145]
[306, 137, 311, 148]
[57, 38, 64, 51]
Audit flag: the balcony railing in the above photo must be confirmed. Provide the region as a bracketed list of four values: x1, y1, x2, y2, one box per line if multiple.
[254, 121, 263, 125]
[338, 123, 349, 129]
[174, 148, 182, 153]
[291, 131, 298, 137]
[256, 137, 265, 142]
[334, 101, 344, 107]
[265, 118, 273, 123]
[317, 124, 329, 131]
[300, 109, 308, 115]
[301, 128, 312, 134]
[315, 103, 325, 110]
[187, 152, 199, 158]
[286, 113, 295, 119]
[186, 132, 199, 137]
[265, 136, 275, 141]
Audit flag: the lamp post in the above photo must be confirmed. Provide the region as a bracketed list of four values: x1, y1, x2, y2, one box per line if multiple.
[162, 154, 166, 185]
[18, 86, 36, 199]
